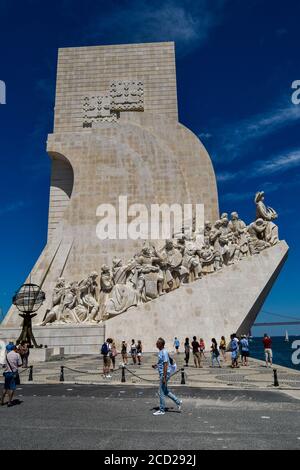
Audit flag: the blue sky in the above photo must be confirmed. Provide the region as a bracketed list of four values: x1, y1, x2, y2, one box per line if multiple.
[0, 0, 299, 335]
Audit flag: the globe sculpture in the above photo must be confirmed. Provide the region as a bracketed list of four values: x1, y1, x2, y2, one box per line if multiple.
[13, 284, 45, 347]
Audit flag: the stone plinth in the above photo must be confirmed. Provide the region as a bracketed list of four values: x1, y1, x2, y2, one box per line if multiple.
[105, 241, 289, 352]
[0, 325, 105, 355]
[28, 347, 64, 363]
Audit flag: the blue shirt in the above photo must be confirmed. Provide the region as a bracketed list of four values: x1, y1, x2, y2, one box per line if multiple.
[157, 348, 171, 377]
[174, 339, 180, 348]
[240, 338, 249, 352]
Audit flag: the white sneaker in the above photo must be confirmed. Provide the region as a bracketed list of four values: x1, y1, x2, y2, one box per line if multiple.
[153, 410, 165, 416]
[106, 374, 112, 378]
[177, 400, 183, 412]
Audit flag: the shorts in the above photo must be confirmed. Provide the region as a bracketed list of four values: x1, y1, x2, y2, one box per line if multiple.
[231, 350, 238, 360]
[3, 372, 16, 391]
[103, 356, 111, 368]
[242, 351, 249, 357]
[265, 348, 273, 360]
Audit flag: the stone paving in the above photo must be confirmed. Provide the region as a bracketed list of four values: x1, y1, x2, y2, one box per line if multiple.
[13, 352, 300, 391]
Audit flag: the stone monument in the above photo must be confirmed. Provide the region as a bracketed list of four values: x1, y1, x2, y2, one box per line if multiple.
[0, 42, 288, 353]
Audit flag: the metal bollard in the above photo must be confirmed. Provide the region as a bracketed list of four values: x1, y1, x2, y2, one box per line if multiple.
[273, 368, 279, 387]
[121, 365, 126, 383]
[28, 365, 33, 381]
[60, 366, 65, 382]
[181, 368, 186, 385]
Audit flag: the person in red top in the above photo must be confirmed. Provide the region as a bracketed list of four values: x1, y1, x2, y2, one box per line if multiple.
[263, 334, 273, 367]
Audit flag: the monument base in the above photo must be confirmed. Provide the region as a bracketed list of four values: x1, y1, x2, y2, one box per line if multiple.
[0, 324, 105, 355]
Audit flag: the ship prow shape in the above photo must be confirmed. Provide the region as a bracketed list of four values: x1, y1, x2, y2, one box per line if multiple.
[105, 241, 289, 351]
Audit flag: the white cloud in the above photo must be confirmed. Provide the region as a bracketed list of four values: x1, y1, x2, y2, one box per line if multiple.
[0, 201, 26, 216]
[256, 150, 300, 175]
[86, 0, 227, 54]
[216, 171, 240, 182]
[213, 101, 300, 162]
[199, 132, 212, 140]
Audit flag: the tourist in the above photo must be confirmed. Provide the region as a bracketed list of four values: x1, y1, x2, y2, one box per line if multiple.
[121, 340, 128, 365]
[173, 337, 180, 354]
[263, 333, 273, 367]
[130, 339, 137, 365]
[199, 338, 206, 360]
[1, 343, 22, 407]
[240, 335, 250, 366]
[137, 340, 143, 365]
[152, 337, 182, 416]
[101, 338, 112, 378]
[211, 338, 221, 368]
[191, 336, 202, 368]
[184, 338, 190, 367]
[219, 336, 227, 362]
[18, 340, 30, 368]
[111, 341, 118, 370]
[229, 333, 239, 368]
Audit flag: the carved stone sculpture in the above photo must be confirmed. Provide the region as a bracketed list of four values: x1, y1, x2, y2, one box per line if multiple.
[247, 218, 271, 254]
[78, 272, 99, 323]
[40, 191, 283, 325]
[209, 220, 223, 271]
[106, 258, 138, 316]
[181, 240, 202, 283]
[98, 265, 114, 320]
[255, 191, 279, 245]
[159, 240, 183, 291]
[228, 212, 249, 258]
[199, 237, 215, 275]
[40, 278, 66, 326]
[135, 246, 163, 301]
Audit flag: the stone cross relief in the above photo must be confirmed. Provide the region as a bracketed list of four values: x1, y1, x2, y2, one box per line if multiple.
[83, 80, 144, 126]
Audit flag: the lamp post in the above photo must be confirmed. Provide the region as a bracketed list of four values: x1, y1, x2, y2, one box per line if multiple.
[13, 283, 45, 348]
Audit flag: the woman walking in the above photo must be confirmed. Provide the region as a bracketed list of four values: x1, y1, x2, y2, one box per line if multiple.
[111, 341, 118, 370]
[219, 336, 227, 362]
[121, 340, 128, 365]
[199, 338, 206, 360]
[184, 338, 190, 367]
[130, 339, 137, 365]
[211, 338, 221, 368]
[137, 340, 143, 366]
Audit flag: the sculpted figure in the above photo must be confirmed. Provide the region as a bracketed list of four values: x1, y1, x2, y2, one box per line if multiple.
[181, 240, 202, 283]
[247, 218, 270, 254]
[219, 215, 240, 265]
[97, 265, 114, 320]
[40, 278, 66, 326]
[199, 237, 215, 275]
[135, 246, 164, 301]
[209, 220, 223, 270]
[159, 239, 183, 291]
[228, 212, 249, 258]
[60, 282, 87, 323]
[78, 271, 99, 323]
[255, 191, 279, 245]
[106, 257, 138, 316]
[204, 221, 212, 238]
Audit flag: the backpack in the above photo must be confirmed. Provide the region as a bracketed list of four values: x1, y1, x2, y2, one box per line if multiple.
[101, 343, 109, 355]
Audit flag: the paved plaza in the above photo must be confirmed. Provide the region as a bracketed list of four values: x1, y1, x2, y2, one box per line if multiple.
[11, 352, 300, 391]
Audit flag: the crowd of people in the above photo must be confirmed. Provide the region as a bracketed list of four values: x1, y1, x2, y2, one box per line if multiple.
[1, 333, 274, 409]
[100, 338, 144, 378]
[174, 333, 274, 369]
